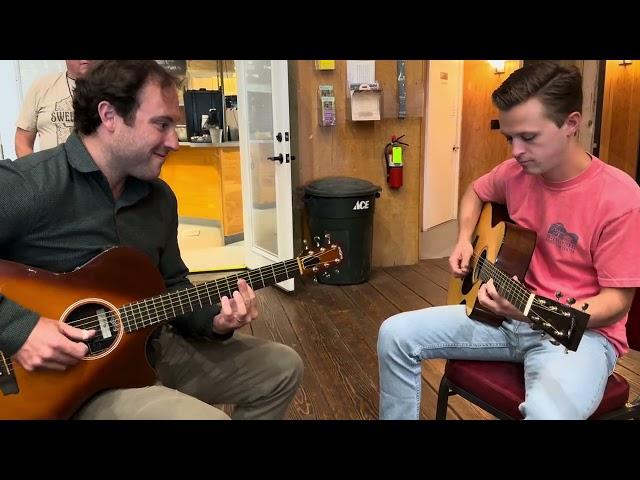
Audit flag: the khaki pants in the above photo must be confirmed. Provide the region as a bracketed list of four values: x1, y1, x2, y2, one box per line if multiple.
[73, 325, 303, 420]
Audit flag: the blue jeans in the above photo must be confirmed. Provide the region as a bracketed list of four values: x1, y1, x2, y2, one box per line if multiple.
[377, 305, 618, 419]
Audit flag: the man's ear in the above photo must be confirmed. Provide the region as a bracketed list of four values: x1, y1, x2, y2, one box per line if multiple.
[564, 111, 581, 137]
[97, 101, 117, 132]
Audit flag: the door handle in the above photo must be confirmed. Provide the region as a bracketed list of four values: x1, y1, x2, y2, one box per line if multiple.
[267, 153, 284, 164]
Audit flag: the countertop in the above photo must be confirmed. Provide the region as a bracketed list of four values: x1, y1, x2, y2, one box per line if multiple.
[178, 141, 240, 148]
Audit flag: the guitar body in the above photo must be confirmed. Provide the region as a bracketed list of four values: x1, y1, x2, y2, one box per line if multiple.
[0, 247, 165, 419]
[447, 203, 537, 325]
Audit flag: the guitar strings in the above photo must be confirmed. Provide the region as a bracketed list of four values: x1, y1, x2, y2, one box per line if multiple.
[470, 253, 531, 307]
[471, 254, 565, 316]
[0, 250, 578, 376]
[470, 253, 562, 315]
[66, 259, 300, 331]
[69, 249, 555, 341]
[62, 249, 336, 333]
[50, 249, 560, 339]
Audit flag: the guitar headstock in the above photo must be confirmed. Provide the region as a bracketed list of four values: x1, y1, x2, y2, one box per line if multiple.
[298, 234, 344, 278]
[527, 293, 590, 351]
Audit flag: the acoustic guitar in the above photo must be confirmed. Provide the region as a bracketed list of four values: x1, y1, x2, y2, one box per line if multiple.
[447, 202, 589, 351]
[0, 237, 343, 419]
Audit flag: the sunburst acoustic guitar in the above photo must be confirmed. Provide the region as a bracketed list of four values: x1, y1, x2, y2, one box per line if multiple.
[0, 237, 343, 419]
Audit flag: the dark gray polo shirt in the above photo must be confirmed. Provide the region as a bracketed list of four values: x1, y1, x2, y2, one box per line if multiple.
[0, 132, 221, 356]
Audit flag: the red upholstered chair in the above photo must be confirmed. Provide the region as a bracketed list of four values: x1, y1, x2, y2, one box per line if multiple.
[436, 292, 640, 420]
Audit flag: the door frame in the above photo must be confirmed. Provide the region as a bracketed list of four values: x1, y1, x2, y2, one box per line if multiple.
[421, 59, 463, 231]
[237, 60, 295, 291]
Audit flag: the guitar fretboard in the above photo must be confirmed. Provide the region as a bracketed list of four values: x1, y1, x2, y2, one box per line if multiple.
[118, 258, 301, 333]
[476, 256, 532, 313]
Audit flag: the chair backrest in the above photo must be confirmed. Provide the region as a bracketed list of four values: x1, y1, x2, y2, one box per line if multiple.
[626, 290, 640, 351]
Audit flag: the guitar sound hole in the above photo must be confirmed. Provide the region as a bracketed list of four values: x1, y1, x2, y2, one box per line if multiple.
[460, 235, 480, 295]
[64, 303, 119, 358]
[461, 270, 473, 295]
[461, 249, 486, 295]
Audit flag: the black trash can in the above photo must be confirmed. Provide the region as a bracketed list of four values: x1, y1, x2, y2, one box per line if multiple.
[305, 176, 381, 285]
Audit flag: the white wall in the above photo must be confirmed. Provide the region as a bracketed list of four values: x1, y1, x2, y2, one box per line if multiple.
[0, 60, 65, 159]
[0, 61, 21, 159]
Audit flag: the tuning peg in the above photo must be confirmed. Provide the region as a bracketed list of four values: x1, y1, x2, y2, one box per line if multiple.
[581, 303, 589, 312]
[324, 273, 331, 279]
[566, 297, 576, 306]
[555, 291, 563, 300]
[313, 236, 321, 247]
[313, 276, 318, 283]
[324, 233, 331, 243]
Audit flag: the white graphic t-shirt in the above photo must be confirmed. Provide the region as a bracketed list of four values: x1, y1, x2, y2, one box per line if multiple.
[17, 71, 75, 151]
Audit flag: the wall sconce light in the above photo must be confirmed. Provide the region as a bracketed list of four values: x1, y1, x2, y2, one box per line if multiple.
[488, 60, 505, 74]
[619, 60, 633, 66]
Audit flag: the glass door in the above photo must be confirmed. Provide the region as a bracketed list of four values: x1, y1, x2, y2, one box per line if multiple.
[237, 60, 294, 291]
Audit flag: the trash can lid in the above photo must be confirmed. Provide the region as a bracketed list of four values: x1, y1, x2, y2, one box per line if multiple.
[305, 176, 382, 198]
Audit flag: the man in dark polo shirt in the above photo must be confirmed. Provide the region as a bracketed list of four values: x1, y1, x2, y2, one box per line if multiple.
[0, 60, 303, 419]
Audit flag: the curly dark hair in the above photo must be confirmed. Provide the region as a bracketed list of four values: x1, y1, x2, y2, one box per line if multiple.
[492, 61, 582, 127]
[73, 60, 181, 135]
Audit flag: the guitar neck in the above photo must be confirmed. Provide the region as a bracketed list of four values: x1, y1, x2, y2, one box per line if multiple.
[476, 257, 532, 314]
[120, 258, 301, 334]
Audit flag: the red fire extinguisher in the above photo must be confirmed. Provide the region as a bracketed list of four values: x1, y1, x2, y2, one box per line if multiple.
[383, 134, 409, 189]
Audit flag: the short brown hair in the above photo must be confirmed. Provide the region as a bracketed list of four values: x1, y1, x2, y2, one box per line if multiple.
[73, 60, 181, 135]
[492, 61, 582, 127]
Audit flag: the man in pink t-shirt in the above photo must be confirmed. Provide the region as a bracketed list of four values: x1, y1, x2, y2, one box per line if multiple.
[378, 61, 640, 420]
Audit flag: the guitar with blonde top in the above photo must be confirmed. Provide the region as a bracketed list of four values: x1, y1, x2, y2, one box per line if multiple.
[447, 202, 589, 351]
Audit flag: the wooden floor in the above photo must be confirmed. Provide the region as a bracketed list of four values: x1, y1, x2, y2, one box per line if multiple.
[193, 258, 640, 420]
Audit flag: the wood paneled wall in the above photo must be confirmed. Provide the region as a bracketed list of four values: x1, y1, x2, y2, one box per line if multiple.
[599, 60, 640, 178]
[458, 60, 520, 203]
[289, 59, 638, 268]
[290, 61, 426, 267]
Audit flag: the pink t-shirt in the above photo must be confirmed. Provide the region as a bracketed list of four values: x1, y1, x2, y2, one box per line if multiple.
[474, 156, 640, 355]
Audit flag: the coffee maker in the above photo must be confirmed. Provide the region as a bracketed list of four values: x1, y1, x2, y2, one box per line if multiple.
[184, 89, 223, 140]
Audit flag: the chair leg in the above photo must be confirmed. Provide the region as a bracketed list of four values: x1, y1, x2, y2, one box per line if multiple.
[436, 376, 453, 420]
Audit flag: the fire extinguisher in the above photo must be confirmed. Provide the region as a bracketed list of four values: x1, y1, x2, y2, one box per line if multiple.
[383, 134, 409, 189]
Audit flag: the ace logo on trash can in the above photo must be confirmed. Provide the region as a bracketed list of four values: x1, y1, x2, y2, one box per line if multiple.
[353, 200, 370, 210]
